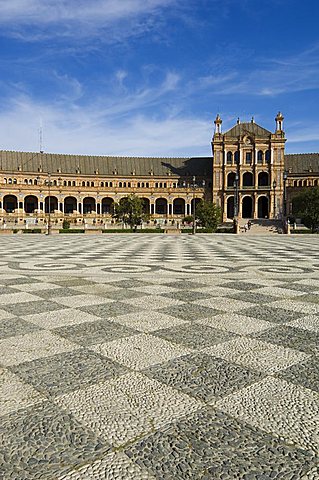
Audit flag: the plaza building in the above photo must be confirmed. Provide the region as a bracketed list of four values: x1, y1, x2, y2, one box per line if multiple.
[0, 113, 318, 229]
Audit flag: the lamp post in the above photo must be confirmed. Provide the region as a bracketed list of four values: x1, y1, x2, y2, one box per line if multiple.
[273, 180, 277, 219]
[283, 171, 288, 217]
[234, 172, 239, 217]
[45, 173, 52, 235]
[190, 176, 205, 235]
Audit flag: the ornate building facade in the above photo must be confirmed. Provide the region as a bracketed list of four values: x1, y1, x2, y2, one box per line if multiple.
[0, 113, 318, 229]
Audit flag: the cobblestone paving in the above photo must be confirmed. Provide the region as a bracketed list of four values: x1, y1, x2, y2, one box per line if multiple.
[0, 234, 318, 479]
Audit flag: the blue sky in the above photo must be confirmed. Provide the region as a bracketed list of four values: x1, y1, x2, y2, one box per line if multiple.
[0, 0, 318, 156]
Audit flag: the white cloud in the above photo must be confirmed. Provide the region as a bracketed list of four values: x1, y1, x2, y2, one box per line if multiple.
[0, 95, 212, 157]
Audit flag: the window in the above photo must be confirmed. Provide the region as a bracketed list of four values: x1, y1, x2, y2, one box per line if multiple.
[226, 152, 232, 165]
[64, 181, 67, 186]
[265, 150, 271, 163]
[137, 182, 140, 188]
[257, 151, 263, 164]
[91, 182, 94, 187]
[109, 182, 113, 187]
[245, 152, 252, 165]
[119, 182, 122, 187]
[234, 151, 240, 164]
[68, 181, 71, 186]
[82, 181, 85, 187]
[146, 183, 149, 188]
[72, 181, 76, 186]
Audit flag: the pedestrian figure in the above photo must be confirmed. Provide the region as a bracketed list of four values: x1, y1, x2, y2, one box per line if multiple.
[244, 223, 248, 233]
[247, 220, 251, 230]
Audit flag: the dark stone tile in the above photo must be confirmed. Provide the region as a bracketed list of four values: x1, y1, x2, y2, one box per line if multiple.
[10, 348, 127, 397]
[160, 290, 212, 303]
[160, 303, 221, 322]
[80, 301, 140, 318]
[0, 401, 110, 480]
[222, 281, 262, 291]
[144, 353, 263, 402]
[54, 319, 138, 346]
[295, 293, 319, 304]
[253, 325, 319, 355]
[228, 292, 278, 304]
[277, 283, 318, 293]
[0, 276, 38, 286]
[0, 286, 21, 295]
[36, 288, 83, 299]
[239, 305, 305, 323]
[153, 323, 234, 349]
[0, 317, 40, 339]
[278, 356, 319, 393]
[163, 280, 205, 290]
[1, 300, 64, 316]
[53, 278, 93, 287]
[125, 407, 316, 480]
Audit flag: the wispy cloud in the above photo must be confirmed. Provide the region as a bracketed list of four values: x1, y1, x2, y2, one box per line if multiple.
[0, 0, 178, 41]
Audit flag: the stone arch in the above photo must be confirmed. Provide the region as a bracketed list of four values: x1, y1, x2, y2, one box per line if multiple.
[64, 196, 77, 214]
[242, 196, 253, 218]
[45, 196, 58, 213]
[258, 171, 269, 187]
[227, 196, 234, 219]
[173, 198, 185, 215]
[83, 197, 96, 214]
[102, 197, 114, 214]
[243, 172, 254, 187]
[227, 172, 236, 187]
[155, 198, 167, 214]
[24, 195, 38, 214]
[258, 196, 269, 218]
[3, 195, 18, 213]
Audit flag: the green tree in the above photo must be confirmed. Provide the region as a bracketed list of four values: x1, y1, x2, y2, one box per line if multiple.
[292, 187, 319, 232]
[114, 195, 145, 229]
[195, 200, 221, 231]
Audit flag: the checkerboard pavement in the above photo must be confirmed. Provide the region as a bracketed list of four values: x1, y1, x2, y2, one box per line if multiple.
[0, 235, 318, 479]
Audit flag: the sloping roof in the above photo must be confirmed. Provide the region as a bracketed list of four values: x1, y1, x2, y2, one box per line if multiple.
[224, 122, 272, 138]
[285, 153, 319, 174]
[0, 151, 212, 177]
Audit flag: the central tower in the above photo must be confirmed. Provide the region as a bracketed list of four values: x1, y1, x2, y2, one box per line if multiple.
[211, 114, 286, 222]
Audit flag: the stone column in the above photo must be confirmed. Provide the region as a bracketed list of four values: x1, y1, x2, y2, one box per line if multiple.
[254, 194, 258, 219]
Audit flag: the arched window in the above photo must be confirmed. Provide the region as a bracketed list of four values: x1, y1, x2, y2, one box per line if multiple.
[8, 178, 12, 184]
[86, 181, 90, 187]
[119, 182, 122, 188]
[28, 179, 32, 185]
[24, 179, 28, 184]
[91, 182, 94, 187]
[128, 182, 131, 187]
[245, 152, 252, 165]
[227, 172, 236, 187]
[72, 181, 76, 186]
[257, 151, 263, 164]
[298, 180, 302, 187]
[146, 182, 149, 187]
[109, 182, 113, 187]
[294, 180, 298, 187]
[226, 152, 232, 165]
[82, 181, 85, 187]
[34, 179, 37, 185]
[13, 178, 17, 184]
[137, 182, 140, 188]
[314, 179, 318, 186]
[68, 181, 71, 186]
[63, 181, 67, 186]
[155, 183, 159, 188]
[123, 182, 127, 188]
[100, 182, 104, 187]
[53, 180, 57, 186]
[234, 151, 240, 164]
[3, 178, 7, 184]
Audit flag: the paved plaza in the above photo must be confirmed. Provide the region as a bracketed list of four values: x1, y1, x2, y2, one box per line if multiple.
[0, 234, 318, 479]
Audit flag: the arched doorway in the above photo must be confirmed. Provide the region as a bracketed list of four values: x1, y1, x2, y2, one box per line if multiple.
[102, 197, 114, 214]
[242, 196, 253, 218]
[227, 172, 236, 187]
[141, 198, 150, 215]
[243, 172, 254, 187]
[258, 172, 269, 187]
[45, 196, 58, 213]
[155, 198, 167, 214]
[83, 197, 96, 214]
[258, 196, 269, 218]
[64, 196, 77, 214]
[3, 195, 18, 213]
[24, 195, 38, 214]
[227, 196, 234, 219]
[173, 198, 185, 215]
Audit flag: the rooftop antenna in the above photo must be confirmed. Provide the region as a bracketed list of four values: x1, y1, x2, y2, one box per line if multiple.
[39, 119, 44, 154]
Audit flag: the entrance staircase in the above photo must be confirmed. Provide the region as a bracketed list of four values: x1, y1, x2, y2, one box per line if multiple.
[238, 219, 283, 234]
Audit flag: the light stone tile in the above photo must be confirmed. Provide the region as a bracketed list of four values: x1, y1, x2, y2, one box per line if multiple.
[58, 452, 155, 480]
[270, 300, 319, 314]
[286, 315, 319, 333]
[113, 311, 187, 333]
[256, 286, 306, 297]
[196, 286, 246, 297]
[12, 282, 61, 292]
[0, 368, 45, 416]
[92, 333, 192, 370]
[71, 284, 123, 295]
[216, 376, 319, 453]
[196, 313, 274, 335]
[23, 309, 102, 329]
[194, 297, 254, 312]
[204, 337, 309, 374]
[0, 330, 79, 366]
[0, 309, 15, 320]
[0, 292, 41, 305]
[54, 294, 113, 308]
[121, 294, 184, 309]
[55, 372, 202, 447]
[131, 284, 179, 295]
